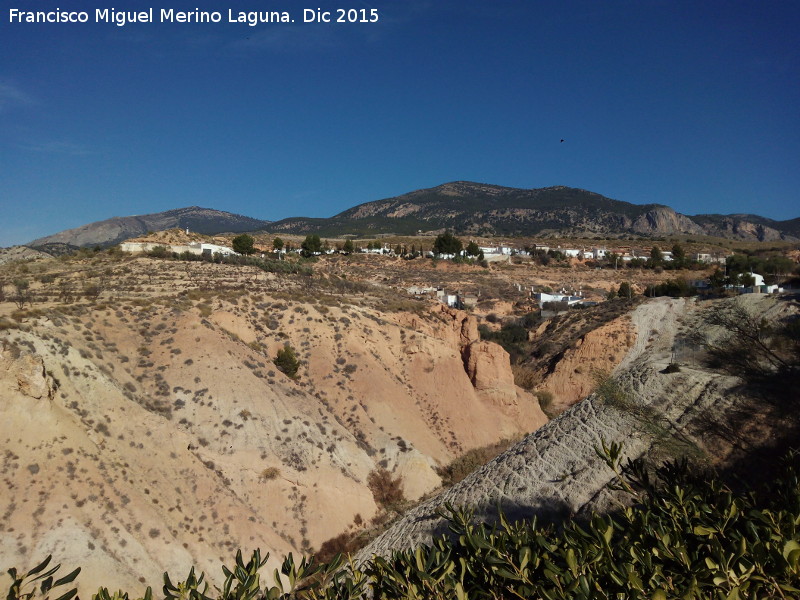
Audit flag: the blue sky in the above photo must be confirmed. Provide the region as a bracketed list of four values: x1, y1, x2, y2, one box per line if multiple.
[1, 0, 798, 245]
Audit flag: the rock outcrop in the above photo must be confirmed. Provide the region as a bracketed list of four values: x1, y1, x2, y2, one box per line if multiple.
[631, 206, 705, 236]
[463, 341, 518, 407]
[357, 296, 765, 561]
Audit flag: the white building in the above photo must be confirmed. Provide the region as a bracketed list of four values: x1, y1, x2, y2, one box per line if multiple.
[119, 241, 237, 257]
[535, 292, 584, 306]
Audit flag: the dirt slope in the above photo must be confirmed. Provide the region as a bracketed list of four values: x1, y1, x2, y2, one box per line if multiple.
[358, 295, 782, 560]
[0, 257, 546, 594]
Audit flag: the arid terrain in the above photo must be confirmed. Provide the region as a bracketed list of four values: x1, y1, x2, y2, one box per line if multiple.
[1, 235, 797, 595]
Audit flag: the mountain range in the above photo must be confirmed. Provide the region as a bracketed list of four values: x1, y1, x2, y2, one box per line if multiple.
[28, 206, 272, 254]
[26, 182, 800, 249]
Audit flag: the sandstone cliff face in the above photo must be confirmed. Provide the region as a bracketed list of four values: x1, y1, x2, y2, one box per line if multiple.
[5, 351, 54, 403]
[536, 315, 635, 413]
[463, 341, 519, 407]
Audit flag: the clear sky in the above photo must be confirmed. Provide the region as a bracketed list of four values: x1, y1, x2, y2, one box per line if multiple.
[1, 0, 798, 245]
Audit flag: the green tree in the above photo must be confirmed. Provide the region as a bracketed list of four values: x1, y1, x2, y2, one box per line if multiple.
[671, 243, 686, 267]
[273, 344, 300, 378]
[342, 239, 355, 254]
[272, 237, 284, 252]
[232, 234, 255, 255]
[300, 234, 322, 257]
[433, 231, 462, 256]
[649, 245, 663, 266]
[11, 278, 30, 309]
[709, 268, 725, 292]
[465, 241, 482, 257]
[617, 281, 633, 298]
[739, 273, 756, 287]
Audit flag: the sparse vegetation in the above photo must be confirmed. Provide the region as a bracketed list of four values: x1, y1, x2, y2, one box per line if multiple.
[9, 446, 800, 599]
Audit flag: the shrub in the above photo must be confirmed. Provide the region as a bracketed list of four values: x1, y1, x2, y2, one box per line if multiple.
[259, 467, 280, 481]
[273, 344, 300, 378]
[367, 467, 404, 509]
[146, 246, 168, 259]
[436, 437, 520, 487]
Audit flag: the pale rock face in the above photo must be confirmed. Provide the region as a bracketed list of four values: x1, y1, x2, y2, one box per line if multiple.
[463, 341, 518, 407]
[0, 290, 549, 594]
[4, 349, 53, 403]
[394, 451, 442, 500]
[632, 207, 705, 235]
[432, 304, 479, 347]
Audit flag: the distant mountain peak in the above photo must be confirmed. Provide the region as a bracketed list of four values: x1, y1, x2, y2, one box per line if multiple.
[29, 206, 272, 249]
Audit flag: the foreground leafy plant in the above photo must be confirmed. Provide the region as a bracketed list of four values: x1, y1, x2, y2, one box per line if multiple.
[6, 447, 800, 599]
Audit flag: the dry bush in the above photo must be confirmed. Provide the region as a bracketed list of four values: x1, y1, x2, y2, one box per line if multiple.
[315, 531, 363, 563]
[367, 468, 404, 508]
[260, 467, 280, 481]
[437, 437, 521, 487]
[535, 390, 555, 417]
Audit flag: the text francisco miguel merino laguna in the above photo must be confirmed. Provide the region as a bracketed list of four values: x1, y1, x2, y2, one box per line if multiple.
[8, 7, 380, 26]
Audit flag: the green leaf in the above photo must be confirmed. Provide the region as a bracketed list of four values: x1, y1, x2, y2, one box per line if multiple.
[53, 568, 81, 588]
[52, 589, 77, 600]
[519, 547, 531, 571]
[725, 587, 740, 600]
[455, 581, 468, 600]
[26, 557, 52, 578]
[566, 548, 578, 577]
[783, 540, 800, 560]
[651, 590, 667, 600]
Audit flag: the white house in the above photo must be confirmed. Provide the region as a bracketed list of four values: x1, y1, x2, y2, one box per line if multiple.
[535, 292, 583, 306]
[197, 243, 237, 257]
[406, 285, 436, 296]
[120, 241, 237, 257]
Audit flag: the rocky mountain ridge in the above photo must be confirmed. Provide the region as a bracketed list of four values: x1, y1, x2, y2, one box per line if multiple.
[22, 183, 799, 251]
[269, 182, 799, 241]
[28, 207, 272, 251]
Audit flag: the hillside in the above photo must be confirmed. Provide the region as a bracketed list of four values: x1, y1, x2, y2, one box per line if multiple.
[268, 181, 799, 241]
[0, 253, 546, 595]
[358, 293, 800, 559]
[28, 207, 272, 250]
[690, 212, 800, 241]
